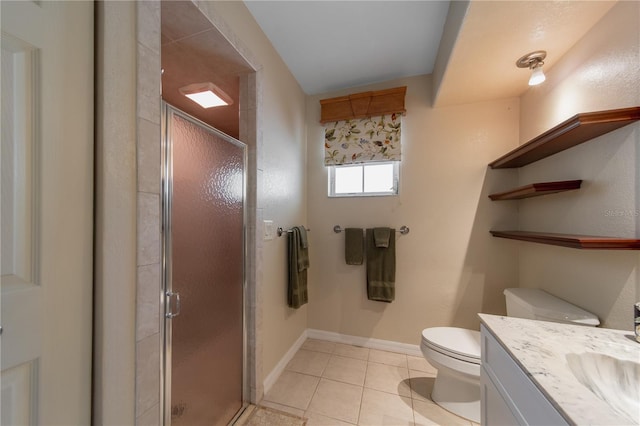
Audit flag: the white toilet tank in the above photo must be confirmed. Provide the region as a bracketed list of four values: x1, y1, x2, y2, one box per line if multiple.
[504, 288, 600, 327]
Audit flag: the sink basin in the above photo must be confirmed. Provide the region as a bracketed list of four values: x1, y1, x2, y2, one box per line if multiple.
[566, 351, 640, 423]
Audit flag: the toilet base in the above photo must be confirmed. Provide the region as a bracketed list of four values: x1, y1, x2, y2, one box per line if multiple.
[431, 367, 480, 423]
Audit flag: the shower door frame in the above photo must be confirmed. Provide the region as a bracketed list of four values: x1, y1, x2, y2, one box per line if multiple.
[160, 102, 249, 425]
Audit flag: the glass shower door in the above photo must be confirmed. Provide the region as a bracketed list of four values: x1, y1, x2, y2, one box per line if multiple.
[164, 105, 246, 426]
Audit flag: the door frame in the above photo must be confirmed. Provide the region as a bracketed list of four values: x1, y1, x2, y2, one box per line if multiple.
[94, 3, 263, 422]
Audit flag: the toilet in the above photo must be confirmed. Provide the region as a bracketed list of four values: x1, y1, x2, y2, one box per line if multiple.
[420, 288, 600, 423]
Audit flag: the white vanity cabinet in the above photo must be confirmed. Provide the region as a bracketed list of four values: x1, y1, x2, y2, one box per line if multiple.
[480, 325, 568, 426]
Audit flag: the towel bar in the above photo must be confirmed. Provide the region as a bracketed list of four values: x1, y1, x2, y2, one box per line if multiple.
[333, 225, 410, 235]
[277, 226, 311, 237]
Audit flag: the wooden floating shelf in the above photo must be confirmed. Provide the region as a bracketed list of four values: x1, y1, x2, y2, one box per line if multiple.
[489, 107, 640, 169]
[489, 180, 582, 201]
[490, 230, 640, 250]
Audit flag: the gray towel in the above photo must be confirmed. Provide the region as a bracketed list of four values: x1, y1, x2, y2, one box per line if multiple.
[366, 228, 395, 302]
[288, 227, 308, 308]
[344, 228, 364, 265]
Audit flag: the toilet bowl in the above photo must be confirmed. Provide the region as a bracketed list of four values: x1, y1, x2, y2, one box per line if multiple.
[420, 327, 481, 423]
[420, 288, 600, 423]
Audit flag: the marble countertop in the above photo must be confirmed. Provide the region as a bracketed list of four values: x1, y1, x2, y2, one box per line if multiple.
[479, 313, 640, 426]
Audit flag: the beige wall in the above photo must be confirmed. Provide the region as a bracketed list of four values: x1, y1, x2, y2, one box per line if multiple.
[198, 1, 309, 381]
[518, 1, 640, 330]
[306, 75, 520, 344]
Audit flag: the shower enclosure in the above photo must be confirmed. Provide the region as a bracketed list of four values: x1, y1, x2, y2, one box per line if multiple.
[162, 104, 247, 425]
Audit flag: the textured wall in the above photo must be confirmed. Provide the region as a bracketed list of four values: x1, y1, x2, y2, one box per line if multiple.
[306, 74, 520, 344]
[196, 1, 309, 386]
[518, 1, 640, 330]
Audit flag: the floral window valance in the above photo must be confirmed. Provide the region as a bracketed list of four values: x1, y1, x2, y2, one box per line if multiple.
[324, 113, 401, 165]
[320, 86, 405, 166]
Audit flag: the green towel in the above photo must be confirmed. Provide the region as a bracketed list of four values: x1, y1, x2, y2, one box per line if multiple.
[293, 226, 309, 271]
[373, 227, 390, 248]
[288, 227, 308, 308]
[366, 228, 395, 302]
[345, 228, 364, 265]
[297, 225, 308, 249]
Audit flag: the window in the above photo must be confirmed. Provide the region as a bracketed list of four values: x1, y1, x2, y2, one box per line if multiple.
[328, 161, 399, 197]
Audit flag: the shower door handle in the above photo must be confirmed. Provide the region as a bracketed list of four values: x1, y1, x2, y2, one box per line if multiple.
[166, 291, 181, 319]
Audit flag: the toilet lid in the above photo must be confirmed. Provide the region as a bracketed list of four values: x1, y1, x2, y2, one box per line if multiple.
[421, 327, 481, 360]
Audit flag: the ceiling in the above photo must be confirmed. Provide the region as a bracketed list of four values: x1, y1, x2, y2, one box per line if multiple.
[436, 1, 616, 106]
[244, 0, 617, 105]
[161, 1, 253, 137]
[159, 0, 618, 134]
[244, 1, 450, 95]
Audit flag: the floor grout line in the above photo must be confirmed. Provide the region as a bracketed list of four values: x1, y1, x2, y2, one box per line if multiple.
[304, 369, 324, 414]
[356, 357, 373, 425]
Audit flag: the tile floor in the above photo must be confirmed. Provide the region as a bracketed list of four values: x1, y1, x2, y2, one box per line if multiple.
[260, 339, 480, 426]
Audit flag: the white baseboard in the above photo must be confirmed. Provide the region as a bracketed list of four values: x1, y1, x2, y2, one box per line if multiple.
[262, 329, 422, 395]
[306, 329, 422, 357]
[262, 329, 309, 395]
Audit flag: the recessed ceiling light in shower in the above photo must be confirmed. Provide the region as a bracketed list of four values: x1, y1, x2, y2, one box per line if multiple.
[179, 82, 233, 108]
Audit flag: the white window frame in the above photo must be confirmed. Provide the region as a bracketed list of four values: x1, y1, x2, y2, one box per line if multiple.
[328, 161, 400, 197]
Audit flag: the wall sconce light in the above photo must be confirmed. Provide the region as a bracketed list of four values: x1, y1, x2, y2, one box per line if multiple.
[516, 50, 547, 86]
[179, 82, 233, 108]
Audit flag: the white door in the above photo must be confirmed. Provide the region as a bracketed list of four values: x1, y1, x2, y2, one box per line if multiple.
[1, 1, 94, 424]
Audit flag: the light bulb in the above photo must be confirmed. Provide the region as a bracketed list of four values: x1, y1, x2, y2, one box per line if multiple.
[528, 65, 546, 86]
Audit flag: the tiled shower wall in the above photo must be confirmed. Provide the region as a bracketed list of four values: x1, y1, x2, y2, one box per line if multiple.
[135, 1, 162, 423]
[133, 1, 262, 424]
